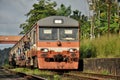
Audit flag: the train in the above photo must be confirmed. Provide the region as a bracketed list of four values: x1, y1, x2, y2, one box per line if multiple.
[9, 16, 80, 70]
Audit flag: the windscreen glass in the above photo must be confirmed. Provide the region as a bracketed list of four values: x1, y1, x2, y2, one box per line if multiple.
[59, 28, 78, 41]
[39, 27, 78, 41]
[39, 28, 57, 40]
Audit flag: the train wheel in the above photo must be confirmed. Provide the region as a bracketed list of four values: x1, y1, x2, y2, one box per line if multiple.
[33, 56, 38, 68]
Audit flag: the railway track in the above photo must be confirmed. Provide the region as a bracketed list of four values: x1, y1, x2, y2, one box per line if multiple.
[2, 66, 120, 80]
[0, 67, 46, 80]
[66, 71, 120, 80]
[63, 73, 100, 80]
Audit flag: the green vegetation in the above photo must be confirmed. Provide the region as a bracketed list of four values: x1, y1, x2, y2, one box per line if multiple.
[84, 69, 110, 75]
[53, 75, 61, 80]
[11, 68, 73, 80]
[19, 0, 57, 34]
[19, 0, 120, 39]
[19, 0, 88, 34]
[12, 68, 53, 75]
[80, 34, 120, 58]
[12, 68, 62, 80]
[0, 48, 11, 66]
[101, 70, 110, 75]
[12, 68, 55, 79]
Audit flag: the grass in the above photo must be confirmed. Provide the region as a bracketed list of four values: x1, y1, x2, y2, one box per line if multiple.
[11, 68, 74, 80]
[80, 34, 120, 58]
[11, 68, 63, 80]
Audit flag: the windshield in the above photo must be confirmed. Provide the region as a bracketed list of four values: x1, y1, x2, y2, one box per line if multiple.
[39, 27, 78, 41]
[39, 28, 57, 40]
[59, 28, 78, 41]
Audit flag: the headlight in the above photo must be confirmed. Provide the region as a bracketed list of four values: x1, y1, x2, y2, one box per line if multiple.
[69, 48, 77, 53]
[41, 48, 49, 53]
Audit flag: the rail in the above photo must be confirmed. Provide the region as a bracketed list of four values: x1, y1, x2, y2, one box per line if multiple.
[69, 71, 120, 80]
[3, 67, 47, 80]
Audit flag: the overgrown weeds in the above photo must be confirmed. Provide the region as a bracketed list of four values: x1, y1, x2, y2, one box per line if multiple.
[80, 34, 120, 58]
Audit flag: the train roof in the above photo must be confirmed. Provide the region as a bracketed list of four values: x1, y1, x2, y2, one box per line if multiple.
[37, 16, 79, 27]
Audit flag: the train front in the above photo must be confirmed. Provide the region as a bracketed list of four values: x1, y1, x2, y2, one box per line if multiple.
[37, 16, 80, 69]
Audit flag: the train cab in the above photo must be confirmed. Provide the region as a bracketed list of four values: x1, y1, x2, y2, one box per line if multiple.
[36, 16, 80, 69]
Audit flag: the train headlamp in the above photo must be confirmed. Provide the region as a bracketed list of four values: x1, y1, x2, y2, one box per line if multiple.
[54, 19, 63, 24]
[41, 48, 49, 53]
[68, 48, 77, 53]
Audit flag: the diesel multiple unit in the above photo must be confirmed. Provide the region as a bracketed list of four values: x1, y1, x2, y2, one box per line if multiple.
[9, 16, 80, 69]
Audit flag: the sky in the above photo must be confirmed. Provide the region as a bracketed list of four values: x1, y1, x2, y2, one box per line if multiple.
[0, 0, 89, 49]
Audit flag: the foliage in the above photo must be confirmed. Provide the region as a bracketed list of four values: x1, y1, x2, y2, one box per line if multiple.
[19, 0, 120, 39]
[54, 75, 60, 80]
[0, 48, 11, 66]
[80, 40, 97, 58]
[19, 0, 90, 39]
[56, 4, 71, 16]
[81, 34, 120, 58]
[95, 1, 120, 36]
[70, 10, 89, 39]
[20, 0, 57, 34]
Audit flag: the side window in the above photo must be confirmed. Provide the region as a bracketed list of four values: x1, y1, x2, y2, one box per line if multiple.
[33, 30, 36, 44]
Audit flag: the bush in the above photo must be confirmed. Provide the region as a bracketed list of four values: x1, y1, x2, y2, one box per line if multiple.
[80, 41, 97, 58]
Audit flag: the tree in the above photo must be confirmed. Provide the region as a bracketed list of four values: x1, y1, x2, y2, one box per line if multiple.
[70, 10, 81, 21]
[56, 4, 71, 16]
[19, 0, 57, 34]
[70, 10, 89, 39]
[19, 0, 90, 39]
[93, 0, 119, 35]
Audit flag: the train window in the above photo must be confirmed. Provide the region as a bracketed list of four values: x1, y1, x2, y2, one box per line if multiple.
[59, 28, 78, 41]
[17, 47, 21, 55]
[33, 30, 36, 44]
[39, 28, 58, 40]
